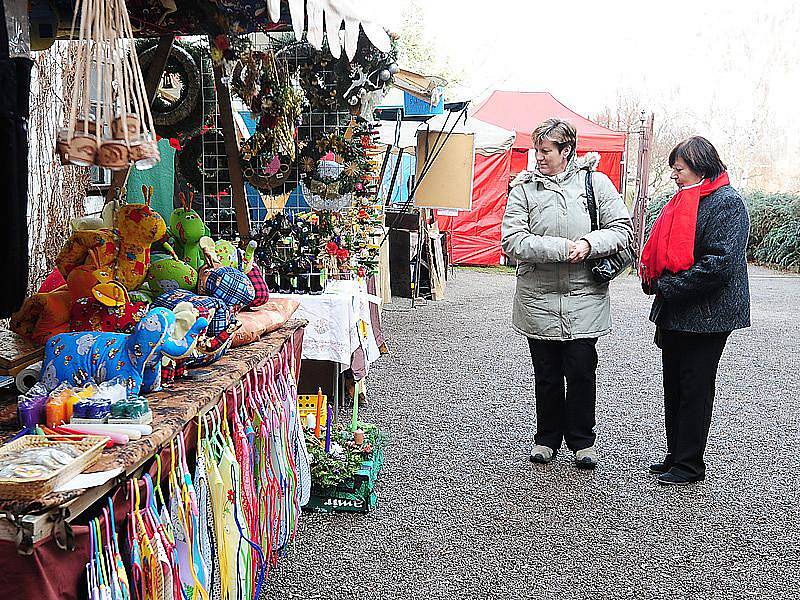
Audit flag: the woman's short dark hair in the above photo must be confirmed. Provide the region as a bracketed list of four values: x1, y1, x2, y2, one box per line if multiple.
[532, 118, 577, 160]
[668, 136, 727, 181]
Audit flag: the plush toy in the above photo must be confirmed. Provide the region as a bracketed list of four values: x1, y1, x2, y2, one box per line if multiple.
[153, 266, 255, 368]
[114, 188, 168, 289]
[41, 307, 209, 397]
[204, 267, 256, 309]
[209, 239, 268, 307]
[141, 302, 203, 393]
[11, 251, 117, 345]
[146, 241, 198, 296]
[70, 198, 119, 232]
[69, 297, 149, 334]
[169, 192, 209, 272]
[57, 188, 167, 291]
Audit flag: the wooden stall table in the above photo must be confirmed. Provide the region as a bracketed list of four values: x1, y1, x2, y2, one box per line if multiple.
[0, 320, 305, 599]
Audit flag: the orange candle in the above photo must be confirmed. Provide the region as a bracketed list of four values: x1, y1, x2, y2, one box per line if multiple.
[314, 387, 323, 438]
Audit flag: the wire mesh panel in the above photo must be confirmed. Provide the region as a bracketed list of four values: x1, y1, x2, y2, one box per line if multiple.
[195, 34, 353, 240]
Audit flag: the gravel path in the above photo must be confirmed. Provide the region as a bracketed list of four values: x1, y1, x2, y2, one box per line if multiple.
[268, 266, 800, 600]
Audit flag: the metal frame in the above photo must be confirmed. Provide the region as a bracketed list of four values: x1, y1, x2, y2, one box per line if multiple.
[631, 111, 655, 265]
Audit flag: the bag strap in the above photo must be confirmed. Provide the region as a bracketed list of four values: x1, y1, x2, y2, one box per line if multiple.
[584, 171, 599, 231]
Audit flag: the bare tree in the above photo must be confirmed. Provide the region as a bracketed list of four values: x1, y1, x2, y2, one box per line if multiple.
[395, 0, 465, 95]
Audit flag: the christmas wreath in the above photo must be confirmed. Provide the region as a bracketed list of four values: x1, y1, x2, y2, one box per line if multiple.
[297, 119, 379, 210]
[291, 32, 399, 112]
[232, 50, 307, 191]
[177, 130, 230, 193]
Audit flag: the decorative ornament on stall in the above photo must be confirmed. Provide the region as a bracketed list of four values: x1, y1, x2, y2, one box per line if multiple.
[210, 33, 251, 67]
[293, 32, 398, 113]
[233, 50, 307, 191]
[56, 0, 160, 170]
[298, 118, 380, 212]
[136, 39, 216, 145]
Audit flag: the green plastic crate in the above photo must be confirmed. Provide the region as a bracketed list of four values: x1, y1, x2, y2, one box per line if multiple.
[305, 446, 384, 513]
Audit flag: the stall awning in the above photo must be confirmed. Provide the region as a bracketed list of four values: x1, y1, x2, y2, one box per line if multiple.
[473, 90, 627, 152]
[48, 0, 391, 59]
[376, 115, 515, 156]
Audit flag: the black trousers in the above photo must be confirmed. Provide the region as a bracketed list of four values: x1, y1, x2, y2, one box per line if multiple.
[528, 338, 598, 452]
[658, 328, 729, 479]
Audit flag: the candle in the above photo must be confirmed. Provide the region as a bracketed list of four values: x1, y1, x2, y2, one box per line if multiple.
[314, 387, 322, 439]
[324, 404, 332, 453]
[351, 380, 359, 431]
[306, 413, 316, 431]
[354, 429, 365, 445]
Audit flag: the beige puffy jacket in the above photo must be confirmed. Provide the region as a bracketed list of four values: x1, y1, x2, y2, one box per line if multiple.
[501, 154, 633, 340]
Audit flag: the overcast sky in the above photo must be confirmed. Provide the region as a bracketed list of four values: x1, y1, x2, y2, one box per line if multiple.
[377, 0, 798, 113]
[373, 0, 800, 188]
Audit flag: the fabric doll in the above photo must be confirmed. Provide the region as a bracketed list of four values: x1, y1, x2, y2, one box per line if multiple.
[146, 241, 199, 296]
[153, 266, 255, 368]
[212, 239, 269, 307]
[56, 188, 167, 291]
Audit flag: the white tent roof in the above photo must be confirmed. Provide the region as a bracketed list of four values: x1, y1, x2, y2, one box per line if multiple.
[376, 114, 516, 156]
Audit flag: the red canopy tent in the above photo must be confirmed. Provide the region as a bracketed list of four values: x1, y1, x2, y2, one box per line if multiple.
[473, 91, 627, 189]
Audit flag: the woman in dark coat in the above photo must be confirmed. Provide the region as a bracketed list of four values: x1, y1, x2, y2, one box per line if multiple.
[641, 136, 750, 486]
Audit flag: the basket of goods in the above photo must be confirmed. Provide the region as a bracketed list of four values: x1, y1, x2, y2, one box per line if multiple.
[0, 435, 108, 501]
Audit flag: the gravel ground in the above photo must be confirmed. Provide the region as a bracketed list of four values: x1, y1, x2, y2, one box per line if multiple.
[268, 266, 800, 600]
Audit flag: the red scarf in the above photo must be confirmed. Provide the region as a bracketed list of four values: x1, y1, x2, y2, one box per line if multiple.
[640, 172, 730, 284]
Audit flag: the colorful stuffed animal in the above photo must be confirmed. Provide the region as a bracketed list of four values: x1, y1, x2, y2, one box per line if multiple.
[115, 192, 168, 289]
[209, 239, 268, 307]
[57, 188, 167, 291]
[11, 250, 115, 345]
[153, 266, 255, 368]
[169, 192, 209, 271]
[141, 302, 203, 393]
[146, 241, 198, 296]
[41, 307, 209, 398]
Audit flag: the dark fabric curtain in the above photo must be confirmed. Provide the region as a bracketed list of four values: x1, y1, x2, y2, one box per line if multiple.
[0, 0, 32, 317]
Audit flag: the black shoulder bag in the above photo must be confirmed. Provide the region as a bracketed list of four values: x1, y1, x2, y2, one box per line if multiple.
[584, 171, 635, 282]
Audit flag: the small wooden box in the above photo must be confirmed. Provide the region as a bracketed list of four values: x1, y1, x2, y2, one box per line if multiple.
[0, 329, 43, 377]
[297, 394, 328, 428]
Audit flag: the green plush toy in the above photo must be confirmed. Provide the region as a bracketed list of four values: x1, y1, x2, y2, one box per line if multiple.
[214, 240, 239, 268]
[129, 289, 154, 304]
[214, 239, 257, 273]
[169, 192, 210, 272]
[146, 241, 199, 296]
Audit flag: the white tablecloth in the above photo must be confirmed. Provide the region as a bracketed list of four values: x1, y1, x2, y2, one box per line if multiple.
[270, 279, 381, 371]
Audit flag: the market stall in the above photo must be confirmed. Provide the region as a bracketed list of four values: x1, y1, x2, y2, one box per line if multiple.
[0, 0, 396, 597]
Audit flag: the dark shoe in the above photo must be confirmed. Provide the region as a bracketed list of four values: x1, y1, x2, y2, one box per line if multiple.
[657, 471, 705, 486]
[648, 462, 671, 475]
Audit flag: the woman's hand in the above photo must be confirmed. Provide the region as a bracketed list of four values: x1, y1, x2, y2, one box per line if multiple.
[567, 239, 591, 263]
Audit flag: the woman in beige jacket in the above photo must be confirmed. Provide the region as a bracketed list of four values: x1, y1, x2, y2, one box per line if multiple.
[501, 118, 633, 469]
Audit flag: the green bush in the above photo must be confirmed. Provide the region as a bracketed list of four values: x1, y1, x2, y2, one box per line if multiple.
[746, 192, 800, 270]
[643, 190, 800, 271]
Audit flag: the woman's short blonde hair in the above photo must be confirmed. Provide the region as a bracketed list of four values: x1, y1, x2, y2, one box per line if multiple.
[531, 118, 577, 159]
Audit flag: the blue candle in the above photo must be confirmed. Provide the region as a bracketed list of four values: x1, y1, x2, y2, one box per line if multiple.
[324, 404, 332, 453]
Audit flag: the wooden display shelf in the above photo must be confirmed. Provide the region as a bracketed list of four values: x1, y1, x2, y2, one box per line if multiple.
[0, 320, 305, 552]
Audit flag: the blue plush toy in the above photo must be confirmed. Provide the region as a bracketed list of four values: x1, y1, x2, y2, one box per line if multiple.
[41, 307, 209, 397]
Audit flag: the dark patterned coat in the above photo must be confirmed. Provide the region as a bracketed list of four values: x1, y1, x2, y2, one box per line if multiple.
[648, 184, 751, 333]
